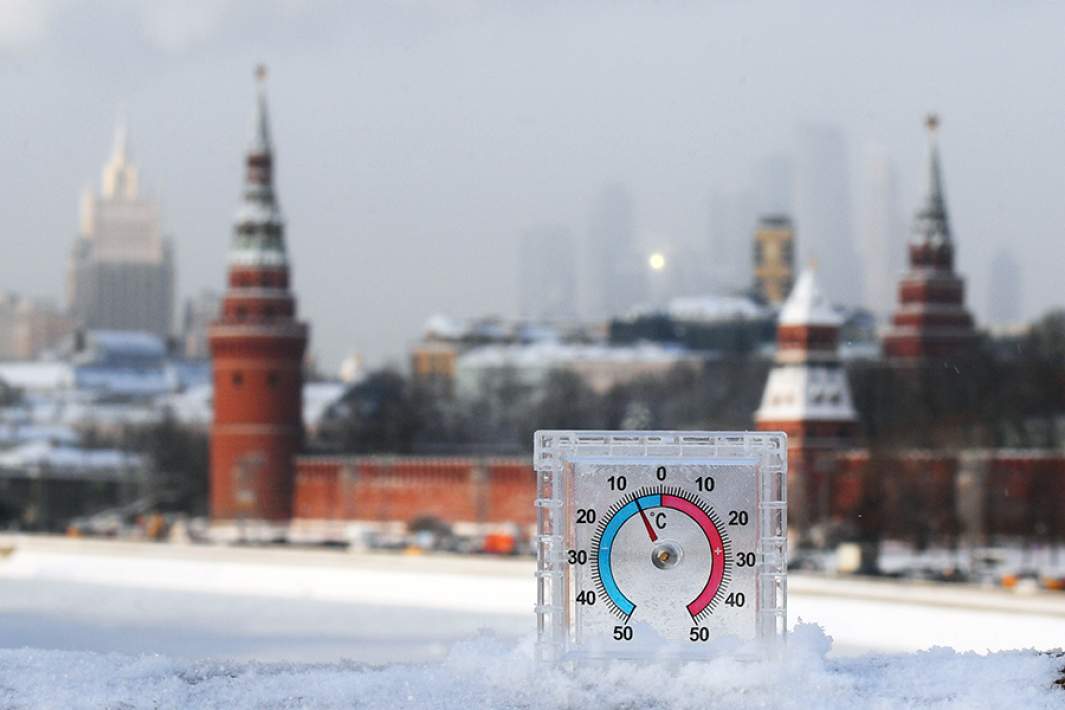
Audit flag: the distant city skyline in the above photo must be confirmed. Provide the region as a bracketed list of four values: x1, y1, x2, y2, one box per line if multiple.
[518, 224, 577, 322]
[0, 2, 1057, 368]
[858, 144, 905, 316]
[793, 123, 861, 307]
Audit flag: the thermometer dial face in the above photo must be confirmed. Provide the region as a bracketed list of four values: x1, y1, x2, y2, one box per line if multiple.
[570, 461, 758, 655]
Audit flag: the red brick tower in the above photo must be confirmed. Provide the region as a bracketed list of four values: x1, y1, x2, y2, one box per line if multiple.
[883, 115, 976, 360]
[755, 269, 857, 541]
[209, 67, 308, 523]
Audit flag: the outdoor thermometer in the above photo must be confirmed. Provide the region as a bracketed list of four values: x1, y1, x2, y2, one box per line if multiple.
[534, 431, 787, 661]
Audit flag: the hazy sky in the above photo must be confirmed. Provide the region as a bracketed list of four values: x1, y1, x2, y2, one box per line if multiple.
[2, 1, 1064, 369]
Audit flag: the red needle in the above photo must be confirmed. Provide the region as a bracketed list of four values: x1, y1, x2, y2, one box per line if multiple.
[635, 498, 658, 542]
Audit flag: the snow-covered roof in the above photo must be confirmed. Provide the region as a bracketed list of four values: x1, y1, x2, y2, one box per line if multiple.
[75, 367, 175, 397]
[86, 330, 167, 358]
[755, 364, 856, 422]
[0, 440, 143, 476]
[666, 295, 769, 323]
[624, 294, 770, 324]
[423, 315, 566, 344]
[779, 270, 843, 327]
[457, 341, 692, 369]
[0, 362, 74, 391]
[0, 423, 78, 447]
[423, 314, 467, 340]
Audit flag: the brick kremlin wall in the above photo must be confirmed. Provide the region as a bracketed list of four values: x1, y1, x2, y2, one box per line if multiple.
[293, 456, 536, 528]
[290, 451, 1065, 544]
[831, 450, 1065, 543]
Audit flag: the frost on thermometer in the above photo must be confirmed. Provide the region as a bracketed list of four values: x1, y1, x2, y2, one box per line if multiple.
[535, 431, 788, 662]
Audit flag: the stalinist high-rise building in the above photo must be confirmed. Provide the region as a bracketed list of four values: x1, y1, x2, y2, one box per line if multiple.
[67, 120, 174, 338]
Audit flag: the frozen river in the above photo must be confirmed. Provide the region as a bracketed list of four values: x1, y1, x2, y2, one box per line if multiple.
[3, 535, 1065, 661]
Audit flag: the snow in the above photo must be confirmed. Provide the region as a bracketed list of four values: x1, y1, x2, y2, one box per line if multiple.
[0, 440, 142, 474]
[0, 626, 1060, 709]
[0, 422, 79, 446]
[458, 341, 691, 369]
[81, 330, 166, 359]
[75, 366, 175, 396]
[228, 247, 288, 267]
[0, 361, 74, 391]
[1, 538, 1063, 707]
[423, 314, 467, 340]
[666, 295, 769, 323]
[779, 269, 844, 327]
[234, 199, 283, 227]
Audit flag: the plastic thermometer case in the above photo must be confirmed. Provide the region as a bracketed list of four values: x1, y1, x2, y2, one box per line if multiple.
[534, 431, 788, 662]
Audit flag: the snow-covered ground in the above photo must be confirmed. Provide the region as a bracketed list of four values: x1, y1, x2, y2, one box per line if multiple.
[2, 628, 1062, 709]
[1, 536, 1063, 707]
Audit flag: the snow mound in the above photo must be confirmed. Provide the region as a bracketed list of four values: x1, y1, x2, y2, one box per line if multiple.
[1, 624, 1062, 709]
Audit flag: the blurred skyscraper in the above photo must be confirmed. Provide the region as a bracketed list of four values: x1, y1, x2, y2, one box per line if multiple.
[181, 289, 222, 359]
[707, 188, 756, 293]
[987, 248, 1022, 326]
[793, 123, 861, 307]
[858, 144, 905, 316]
[588, 184, 646, 318]
[67, 119, 174, 338]
[518, 225, 577, 322]
[0, 293, 74, 360]
[753, 152, 794, 216]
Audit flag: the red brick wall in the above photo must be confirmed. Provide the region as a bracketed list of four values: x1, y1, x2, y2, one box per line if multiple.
[832, 451, 1065, 542]
[293, 456, 535, 527]
[985, 456, 1065, 539]
[295, 451, 1065, 541]
[485, 461, 537, 526]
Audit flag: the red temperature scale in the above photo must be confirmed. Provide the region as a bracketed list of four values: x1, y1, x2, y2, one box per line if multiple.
[534, 431, 787, 661]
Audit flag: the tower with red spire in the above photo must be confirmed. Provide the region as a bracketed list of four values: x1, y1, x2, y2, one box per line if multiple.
[209, 67, 309, 523]
[883, 116, 976, 360]
[755, 269, 857, 539]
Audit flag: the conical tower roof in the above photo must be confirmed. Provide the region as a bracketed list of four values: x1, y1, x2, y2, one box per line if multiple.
[779, 268, 842, 328]
[913, 114, 951, 245]
[230, 65, 286, 267]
